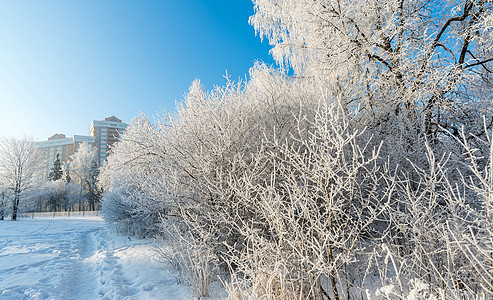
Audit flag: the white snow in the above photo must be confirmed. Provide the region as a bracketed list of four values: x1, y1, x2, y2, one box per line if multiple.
[0, 217, 192, 299]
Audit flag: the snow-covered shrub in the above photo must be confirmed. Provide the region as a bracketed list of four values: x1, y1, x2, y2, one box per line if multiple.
[143, 65, 393, 298]
[155, 216, 219, 298]
[218, 100, 390, 299]
[363, 131, 493, 299]
[102, 65, 333, 295]
[148, 67, 310, 291]
[98, 64, 493, 299]
[99, 116, 168, 238]
[101, 185, 143, 236]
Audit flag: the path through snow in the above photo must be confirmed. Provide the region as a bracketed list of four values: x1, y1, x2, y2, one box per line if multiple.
[0, 217, 192, 299]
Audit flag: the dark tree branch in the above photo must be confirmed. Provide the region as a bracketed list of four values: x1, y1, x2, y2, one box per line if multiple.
[464, 57, 493, 70]
[432, 1, 473, 51]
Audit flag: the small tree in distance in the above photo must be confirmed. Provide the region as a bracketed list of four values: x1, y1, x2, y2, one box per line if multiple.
[62, 162, 71, 183]
[69, 142, 100, 211]
[48, 153, 63, 181]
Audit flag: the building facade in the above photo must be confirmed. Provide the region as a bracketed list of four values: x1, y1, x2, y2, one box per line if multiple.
[36, 116, 128, 174]
[89, 116, 128, 166]
[37, 134, 96, 175]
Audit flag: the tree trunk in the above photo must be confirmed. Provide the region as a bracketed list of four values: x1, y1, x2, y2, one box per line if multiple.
[12, 192, 20, 221]
[0, 192, 4, 220]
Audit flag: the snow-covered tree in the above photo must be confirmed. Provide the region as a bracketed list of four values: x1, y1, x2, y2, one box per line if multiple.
[250, 0, 493, 141]
[62, 162, 71, 183]
[68, 142, 99, 210]
[48, 153, 63, 181]
[44, 179, 82, 212]
[0, 137, 44, 220]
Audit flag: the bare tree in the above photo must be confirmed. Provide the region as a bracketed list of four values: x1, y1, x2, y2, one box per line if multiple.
[0, 137, 44, 220]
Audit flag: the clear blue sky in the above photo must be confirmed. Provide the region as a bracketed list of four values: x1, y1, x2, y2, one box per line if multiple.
[0, 0, 275, 140]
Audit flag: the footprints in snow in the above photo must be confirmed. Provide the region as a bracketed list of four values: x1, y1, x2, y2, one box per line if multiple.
[95, 229, 139, 299]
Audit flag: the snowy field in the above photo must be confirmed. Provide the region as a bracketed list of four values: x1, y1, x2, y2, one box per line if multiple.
[0, 217, 192, 299]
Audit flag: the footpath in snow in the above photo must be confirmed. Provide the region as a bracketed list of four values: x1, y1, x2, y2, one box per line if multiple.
[0, 216, 192, 299]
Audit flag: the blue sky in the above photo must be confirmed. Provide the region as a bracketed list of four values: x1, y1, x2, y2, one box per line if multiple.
[0, 0, 274, 140]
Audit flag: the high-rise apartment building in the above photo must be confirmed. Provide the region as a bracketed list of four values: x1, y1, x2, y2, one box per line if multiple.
[36, 116, 127, 173]
[36, 134, 96, 174]
[89, 116, 128, 166]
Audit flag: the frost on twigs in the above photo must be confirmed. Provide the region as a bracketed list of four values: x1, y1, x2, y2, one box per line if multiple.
[98, 61, 493, 298]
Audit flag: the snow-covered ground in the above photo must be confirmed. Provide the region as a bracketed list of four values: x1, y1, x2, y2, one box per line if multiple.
[0, 217, 192, 299]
